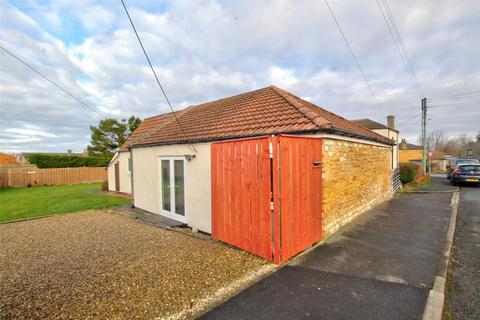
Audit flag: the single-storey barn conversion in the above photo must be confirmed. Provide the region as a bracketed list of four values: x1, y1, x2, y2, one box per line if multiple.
[108, 86, 397, 263]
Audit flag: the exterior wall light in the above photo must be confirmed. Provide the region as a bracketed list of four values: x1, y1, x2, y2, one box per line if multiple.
[185, 154, 196, 161]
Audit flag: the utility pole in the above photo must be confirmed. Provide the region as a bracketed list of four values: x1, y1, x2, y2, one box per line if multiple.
[421, 97, 427, 175]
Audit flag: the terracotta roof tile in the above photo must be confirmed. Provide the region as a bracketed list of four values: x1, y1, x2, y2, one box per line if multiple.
[272, 87, 393, 143]
[119, 113, 172, 151]
[130, 86, 393, 147]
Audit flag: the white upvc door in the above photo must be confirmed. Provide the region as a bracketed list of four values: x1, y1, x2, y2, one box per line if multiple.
[159, 157, 186, 223]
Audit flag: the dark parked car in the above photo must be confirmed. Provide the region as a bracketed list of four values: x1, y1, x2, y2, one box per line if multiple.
[447, 158, 480, 178]
[450, 164, 480, 186]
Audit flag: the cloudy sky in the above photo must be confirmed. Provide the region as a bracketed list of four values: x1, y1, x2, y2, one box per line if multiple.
[1, 0, 479, 153]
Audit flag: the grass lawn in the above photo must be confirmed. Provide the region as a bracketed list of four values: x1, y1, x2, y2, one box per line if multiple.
[0, 183, 130, 222]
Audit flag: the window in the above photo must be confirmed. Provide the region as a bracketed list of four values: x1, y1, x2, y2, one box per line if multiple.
[128, 157, 132, 173]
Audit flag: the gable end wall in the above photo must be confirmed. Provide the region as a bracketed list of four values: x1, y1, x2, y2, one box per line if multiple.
[107, 152, 132, 194]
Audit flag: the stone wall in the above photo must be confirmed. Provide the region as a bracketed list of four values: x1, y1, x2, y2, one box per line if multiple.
[399, 149, 422, 163]
[322, 139, 392, 237]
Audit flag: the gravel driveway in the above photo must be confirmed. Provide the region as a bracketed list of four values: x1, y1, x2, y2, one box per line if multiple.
[0, 210, 273, 319]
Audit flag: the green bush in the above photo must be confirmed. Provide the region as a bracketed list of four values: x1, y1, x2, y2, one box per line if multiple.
[399, 165, 416, 184]
[100, 180, 109, 191]
[26, 154, 111, 168]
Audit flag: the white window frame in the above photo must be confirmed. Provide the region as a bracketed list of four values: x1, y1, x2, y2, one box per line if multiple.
[158, 156, 187, 223]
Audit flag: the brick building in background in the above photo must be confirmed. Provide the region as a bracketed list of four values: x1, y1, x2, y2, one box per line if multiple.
[0, 152, 17, 165]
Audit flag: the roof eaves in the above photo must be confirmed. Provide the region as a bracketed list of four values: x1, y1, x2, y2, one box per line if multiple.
[129, 129, 319, 148]
[325, 112, 394, 143]
[320, 127, 395, 146]
[108, 152, 120, 166]
[129, 126, 394, 149]
[383, 127, 399, 133]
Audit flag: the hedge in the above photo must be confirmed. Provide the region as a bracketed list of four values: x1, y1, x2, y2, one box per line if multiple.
[399, 165, 416, 184]
[26, 154, 111, 168]
[399, 162, 422, 179]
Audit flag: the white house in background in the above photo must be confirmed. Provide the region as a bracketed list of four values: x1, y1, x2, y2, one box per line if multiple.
[107, 114, 170, 194]
[352, 116, 399, 168]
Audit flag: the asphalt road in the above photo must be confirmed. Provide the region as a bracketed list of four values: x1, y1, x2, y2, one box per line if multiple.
[444, 182, 480, 319]
[201, 180, 454, 320]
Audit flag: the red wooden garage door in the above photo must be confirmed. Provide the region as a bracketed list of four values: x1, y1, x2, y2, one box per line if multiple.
[211, 136, 272, 260]
[275, 135, 323, 262]
[211, 135, 323, 263]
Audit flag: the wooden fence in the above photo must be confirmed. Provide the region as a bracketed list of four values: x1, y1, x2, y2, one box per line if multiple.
[0, 164, 107, 189]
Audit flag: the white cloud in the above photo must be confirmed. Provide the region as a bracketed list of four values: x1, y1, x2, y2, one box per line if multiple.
[0, 0, 479, 153]
[5, 127, 56, 138]
[269, 66, 297, 89]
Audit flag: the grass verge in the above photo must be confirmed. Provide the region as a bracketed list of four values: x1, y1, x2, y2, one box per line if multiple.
[0, 183, 130, 222]
[397, 176, 432, 193]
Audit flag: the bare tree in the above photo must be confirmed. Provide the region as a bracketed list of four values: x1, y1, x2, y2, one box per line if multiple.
[429, 129, 448, 151]
[456, 133, 472, 154]
[476, 131, 480, 142]
[444, 140, 459, 156]
[418, 129, 448, 151]
[444, 134, 474, 156]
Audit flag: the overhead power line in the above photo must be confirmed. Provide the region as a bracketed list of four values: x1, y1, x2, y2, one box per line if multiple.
[429, 91, 480, 101]
[429, 99, 480, 107]
[382, 0, 424, 97]
[120, 0, 196, 153]
[0, 44, 107, 119]
[376, 0, 423, 98]
[400, 117, 422, 132]
[396, 112, 421, 127]
[323, 0, 386, 116]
